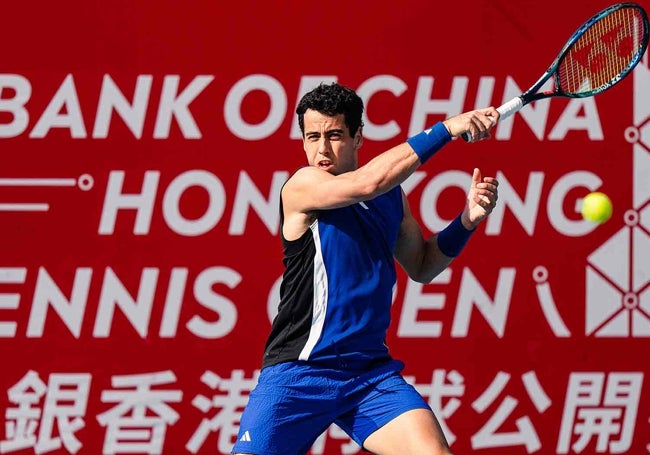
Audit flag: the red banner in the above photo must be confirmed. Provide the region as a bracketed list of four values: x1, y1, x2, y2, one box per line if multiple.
[1, 1, 649, 454]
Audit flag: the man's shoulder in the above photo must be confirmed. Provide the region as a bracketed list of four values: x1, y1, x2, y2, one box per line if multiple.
[288, 165, 322, 181]
[282, 165, 330, 197]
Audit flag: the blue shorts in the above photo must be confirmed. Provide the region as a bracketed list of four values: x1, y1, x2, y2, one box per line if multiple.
[231, 359, 430, 455]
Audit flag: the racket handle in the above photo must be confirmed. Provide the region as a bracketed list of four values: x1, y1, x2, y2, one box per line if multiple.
[460, 96, 524, 142]
[496, 96, 524, 121]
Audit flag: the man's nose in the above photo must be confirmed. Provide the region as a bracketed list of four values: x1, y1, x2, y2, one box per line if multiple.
[316, 138, 331, 155]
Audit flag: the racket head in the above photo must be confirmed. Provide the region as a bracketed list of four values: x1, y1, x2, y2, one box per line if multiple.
[526, 2, 649, 102]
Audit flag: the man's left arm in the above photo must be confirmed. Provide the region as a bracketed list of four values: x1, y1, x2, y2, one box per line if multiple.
[394, 191, 453, 284]
[394, 169, 498, 283]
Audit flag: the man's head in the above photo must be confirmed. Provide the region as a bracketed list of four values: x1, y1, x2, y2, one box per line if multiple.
[296, 83, 365, 175]
[296, 82, 364, 138]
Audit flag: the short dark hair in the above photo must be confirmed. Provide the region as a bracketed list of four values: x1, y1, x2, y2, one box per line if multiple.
[296, 82, 364, 137]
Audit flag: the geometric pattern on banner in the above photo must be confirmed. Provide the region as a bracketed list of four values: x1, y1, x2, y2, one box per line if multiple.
[586, 228, 650, 337]
[585, 50, 650, 337]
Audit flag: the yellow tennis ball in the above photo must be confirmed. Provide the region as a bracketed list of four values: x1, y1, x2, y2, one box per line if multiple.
[581, 192, 613, 223]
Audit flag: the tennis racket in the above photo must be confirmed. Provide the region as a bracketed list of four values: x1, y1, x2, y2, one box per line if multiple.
[462, 2, 649, 142]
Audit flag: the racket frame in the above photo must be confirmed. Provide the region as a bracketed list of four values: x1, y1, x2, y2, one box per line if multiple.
[519, 1, 649, 107]
[465, 2, 649, 135]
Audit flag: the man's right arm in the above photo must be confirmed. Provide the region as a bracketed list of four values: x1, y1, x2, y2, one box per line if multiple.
[282, 108, 499, 237]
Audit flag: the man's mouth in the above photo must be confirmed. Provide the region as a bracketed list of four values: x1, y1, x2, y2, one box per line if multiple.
[317, 160, 332, 169]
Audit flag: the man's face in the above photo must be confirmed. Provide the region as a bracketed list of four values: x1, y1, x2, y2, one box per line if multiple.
[302, 109, 362, 175]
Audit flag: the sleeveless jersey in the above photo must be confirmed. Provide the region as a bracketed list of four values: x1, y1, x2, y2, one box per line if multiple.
[262, 185, 404, 369]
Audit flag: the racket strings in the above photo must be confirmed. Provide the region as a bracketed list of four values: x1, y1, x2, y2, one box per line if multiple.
[558, 6, 647, 95]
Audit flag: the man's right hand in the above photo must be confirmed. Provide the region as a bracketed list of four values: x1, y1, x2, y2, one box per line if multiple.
[442, 107, 500, 141]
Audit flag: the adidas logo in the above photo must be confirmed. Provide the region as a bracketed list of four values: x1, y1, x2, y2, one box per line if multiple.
[239, 430, 251, 442]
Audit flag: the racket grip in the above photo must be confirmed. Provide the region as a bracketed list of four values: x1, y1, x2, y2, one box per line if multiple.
[496, 96, 523, 121]
[460, 96, 524, 142]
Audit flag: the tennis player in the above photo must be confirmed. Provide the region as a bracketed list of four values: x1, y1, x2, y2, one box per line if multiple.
[232, 82, 499, 455]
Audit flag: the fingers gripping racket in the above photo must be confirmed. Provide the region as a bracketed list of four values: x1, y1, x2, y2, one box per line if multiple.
[462, 2, 649, 141]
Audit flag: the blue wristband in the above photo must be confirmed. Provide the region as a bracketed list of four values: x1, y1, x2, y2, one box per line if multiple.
[407, 122, 451, 164]
[436, 213, 475, 257]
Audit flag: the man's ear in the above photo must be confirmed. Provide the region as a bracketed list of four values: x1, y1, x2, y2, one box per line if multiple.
[354, 133, 363, 149]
